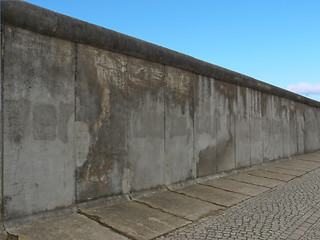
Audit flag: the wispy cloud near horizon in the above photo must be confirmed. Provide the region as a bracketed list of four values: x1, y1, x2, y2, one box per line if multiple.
[286, 82, 320, 95]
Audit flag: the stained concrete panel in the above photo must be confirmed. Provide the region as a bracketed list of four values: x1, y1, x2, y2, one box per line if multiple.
[135, 190, 224, 221]
[304, 108, 318, 153]
[202, 178, 269, 196]
[84, 200, 190, 240]
[215, 80, 236, 172]
[164, 66, 194, 184]
[75, 44, 128, 201]
[7, 213, 128, 240]
[194, 76, 217, 177]
[235, 86, 251, 168]
[250, 90, 263, 165]
[3, 26, 75, 219]
[289, 101, 298, 156]
[176, 184, 249, 207]
[225, 173, 283, 188]
[272, 96, 284, 159]
[261, 93, 274, 162]
[296, 103, 305, 154]
[127, 57, 165, 191]
[281, 98, 291, 158]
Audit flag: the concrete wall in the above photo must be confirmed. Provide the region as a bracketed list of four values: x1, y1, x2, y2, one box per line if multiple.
[2, 1, 320, 221]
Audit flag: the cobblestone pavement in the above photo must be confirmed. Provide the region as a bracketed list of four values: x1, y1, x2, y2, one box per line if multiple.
[157, 168, 320, 240]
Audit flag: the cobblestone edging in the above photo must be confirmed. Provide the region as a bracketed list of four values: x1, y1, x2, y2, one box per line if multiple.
[157, 168, 320, 240]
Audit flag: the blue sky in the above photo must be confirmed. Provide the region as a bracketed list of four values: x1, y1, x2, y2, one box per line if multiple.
[26, 0, 320, 101]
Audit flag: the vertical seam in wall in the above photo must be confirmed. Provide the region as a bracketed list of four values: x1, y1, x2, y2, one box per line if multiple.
[73, 43, 78, 205]
[1, 22, 5, 229]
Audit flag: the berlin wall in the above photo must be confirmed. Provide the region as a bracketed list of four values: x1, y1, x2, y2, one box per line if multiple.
[1, 1, 320, 223]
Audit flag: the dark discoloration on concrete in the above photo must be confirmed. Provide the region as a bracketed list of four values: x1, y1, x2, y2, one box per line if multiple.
[58, 102, 74, 143]
[5, 99, 31, 144]
[215, 80, 236, 172]
[127, 57, 165, 192]
[75, 44, 127, 201]
[194, 76, 218, 177]
[33, 104, 57, 141]
[164, 66, 194, 183]
[3, 25, 75, 220]
[235, 86, 251, 168]
[261, 93, 274, 162]
[197, 146, 217, 176]
[250, 89, 263, 165]
[2, 1, 320, 108]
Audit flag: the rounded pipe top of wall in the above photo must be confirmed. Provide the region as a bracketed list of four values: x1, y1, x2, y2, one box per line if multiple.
[2, 1, 320, 108]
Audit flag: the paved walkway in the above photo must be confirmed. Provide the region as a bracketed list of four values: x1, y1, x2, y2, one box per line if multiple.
[4, 152, 320, 240]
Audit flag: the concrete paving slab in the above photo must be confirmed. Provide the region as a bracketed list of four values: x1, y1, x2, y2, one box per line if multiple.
[304, 153, 320, 158]
[84, 200, 190, 240]
[6, 213, 127, 240]
[290, 159, 320, 168]
[270, 161, 319, 172]
[134, 190, 224, 221]
[202, 178, 269, 196]
[225, 173, 284, 188]
[297, 157, 320, 162]
[1, 231, 7, 240]
[259, 165, 306, 176]
[245, 170, 296, 181]
[176, 184, 249, 207]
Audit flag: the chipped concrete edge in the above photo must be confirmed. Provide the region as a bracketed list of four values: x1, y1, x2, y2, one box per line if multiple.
[1, 1, 320, 108]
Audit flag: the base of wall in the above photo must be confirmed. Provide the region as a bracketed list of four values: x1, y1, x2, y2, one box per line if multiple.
[6, 153, 315, 229]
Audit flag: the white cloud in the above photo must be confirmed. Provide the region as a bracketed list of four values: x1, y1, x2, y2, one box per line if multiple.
[286, 82, 320, 95]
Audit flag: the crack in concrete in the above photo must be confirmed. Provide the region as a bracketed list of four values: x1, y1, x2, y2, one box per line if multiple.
[76, 209, 135, 240]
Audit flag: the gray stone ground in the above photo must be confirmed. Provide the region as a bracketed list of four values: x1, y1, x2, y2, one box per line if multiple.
[157, 167, 320, 240]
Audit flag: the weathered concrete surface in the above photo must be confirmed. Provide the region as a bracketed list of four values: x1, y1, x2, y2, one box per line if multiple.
[290, 159, 320, 168]
[215, 80, 236, 172]
[164, 66, 194, 184]
[7, 213, 128, 240]
[235, 86, 251, 168]
[299, 156, 320, 162]
[84, 200, 190, 240]
[296, 103, 306, 155]
[176, 184, 249, 207]
[75, 44, 128, 201]
[261, 93, 274, 162]
[225, 173, 283, 188]
[2, 1, 320, 223]
[3, 26, 75, 219]
[259, 165, 306, 176]
[194, 76, 218, 177]
[250, 89, 263, 165]
[0, 231, 6, 240]
[134, 190, 224, 221]
[270, 161, 319, 172]
[202, 178, 269, 196]
[245, 169, 296, 181]
[3, 152, 320, 240]
[127, 57, 165, 192]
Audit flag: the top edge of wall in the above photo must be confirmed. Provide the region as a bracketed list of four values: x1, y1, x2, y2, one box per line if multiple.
[2, 1, 320, 108]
